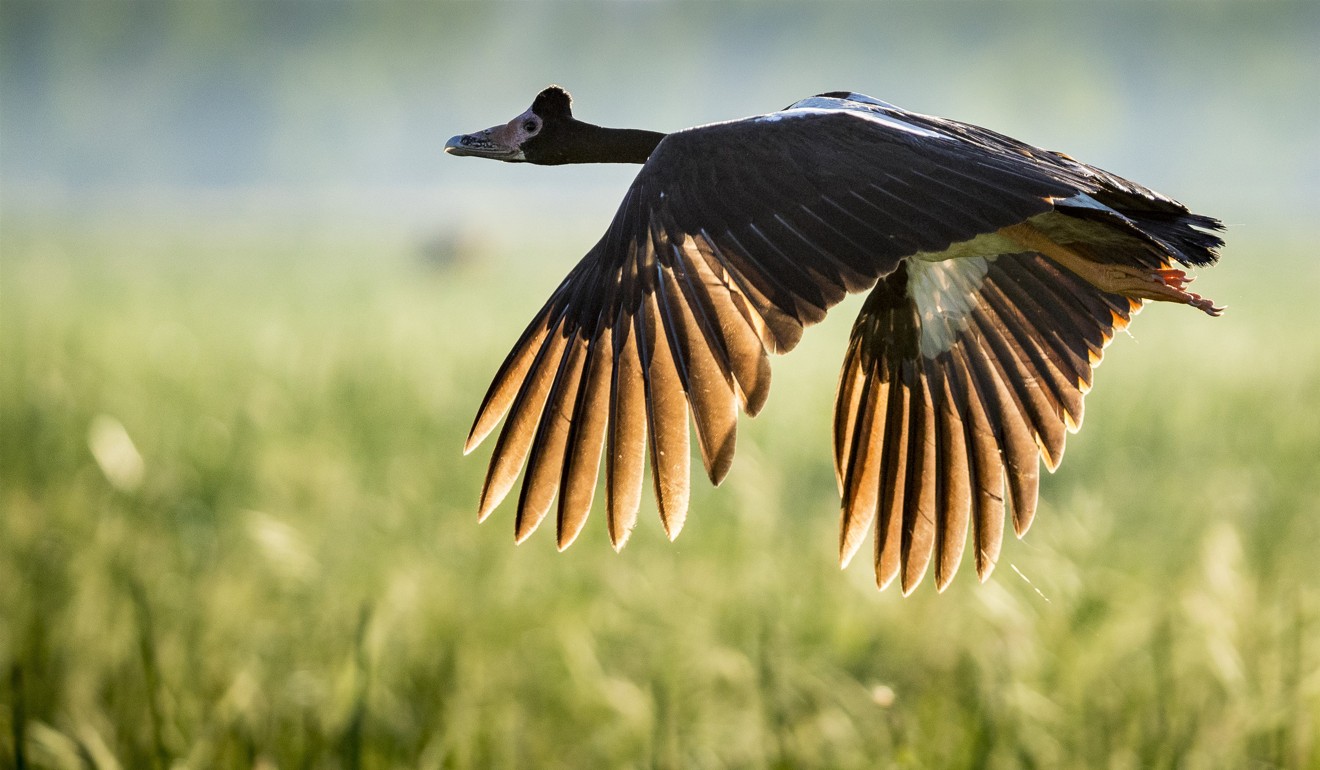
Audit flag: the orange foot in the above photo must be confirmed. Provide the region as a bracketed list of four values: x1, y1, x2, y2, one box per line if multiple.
[1098, 263, 1223, 317]
[998, 224, 1224, 317]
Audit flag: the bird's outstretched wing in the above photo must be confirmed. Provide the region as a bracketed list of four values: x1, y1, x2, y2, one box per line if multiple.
[464, 106, 1113, 550]
[833, 251, 1144, 594]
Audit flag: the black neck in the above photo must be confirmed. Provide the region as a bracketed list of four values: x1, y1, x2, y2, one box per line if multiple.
[536, 121, 667, 165]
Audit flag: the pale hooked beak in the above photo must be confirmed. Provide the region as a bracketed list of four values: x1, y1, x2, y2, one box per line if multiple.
[444, 124, 526, 162]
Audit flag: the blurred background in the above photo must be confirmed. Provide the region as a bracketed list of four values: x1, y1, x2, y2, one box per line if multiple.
[3, 1, 1318, 768]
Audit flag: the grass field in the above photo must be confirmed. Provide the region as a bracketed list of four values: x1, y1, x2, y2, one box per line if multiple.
[3, 214, 1318, 769]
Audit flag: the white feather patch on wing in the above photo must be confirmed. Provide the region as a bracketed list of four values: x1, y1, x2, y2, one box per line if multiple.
[1051, 192, 1112, 212]
[758, 102, 948, 140]
[839, 92, 900, 110]
[906, 255, 994, 359]
[787, 94, 899, 111]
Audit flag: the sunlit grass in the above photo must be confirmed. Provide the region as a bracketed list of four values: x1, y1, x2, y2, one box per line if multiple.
[2, 219, 1317, 768]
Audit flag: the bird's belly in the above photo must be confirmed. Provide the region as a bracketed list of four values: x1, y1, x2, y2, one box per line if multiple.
[912, 231, 1019, 262]
[912, 209, 1130, 266]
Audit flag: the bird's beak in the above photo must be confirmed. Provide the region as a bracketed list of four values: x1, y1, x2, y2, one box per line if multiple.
[445, 122, 526, 162]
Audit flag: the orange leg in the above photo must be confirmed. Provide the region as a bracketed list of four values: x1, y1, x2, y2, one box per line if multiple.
[999, 223, 1223, 317]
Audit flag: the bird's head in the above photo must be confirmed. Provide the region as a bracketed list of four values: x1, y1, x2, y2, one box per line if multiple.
[445, 86, 575, 164]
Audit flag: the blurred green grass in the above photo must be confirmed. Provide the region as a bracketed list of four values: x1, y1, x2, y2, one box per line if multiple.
[2, 217, 1318, 769]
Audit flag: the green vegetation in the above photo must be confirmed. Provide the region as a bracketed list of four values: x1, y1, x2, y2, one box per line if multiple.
[2, 217, 1317, 768]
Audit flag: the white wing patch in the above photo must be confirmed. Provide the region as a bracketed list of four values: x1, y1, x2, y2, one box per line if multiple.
[907, 256, 994, 358]
[1052, 192, 1112, 212]
[837, 92, 900, 109]
[758, 100, 949, 140]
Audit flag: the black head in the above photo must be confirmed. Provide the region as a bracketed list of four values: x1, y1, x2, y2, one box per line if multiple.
[445, 85, 664, 165]
[444, 85, 578, 164]
[530, 86, 573, 122]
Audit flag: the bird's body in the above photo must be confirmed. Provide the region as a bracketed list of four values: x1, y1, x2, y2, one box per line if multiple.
[446, 86, 1222, 594]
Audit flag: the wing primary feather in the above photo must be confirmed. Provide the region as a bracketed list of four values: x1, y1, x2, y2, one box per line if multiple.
[603, 186, 639, 257]
[874, 370, 911, 591]
[671, 236, 772, 417]
[982, 275, 1084, 448]
[701, 227, 806, 325]
[478, 314, 573, 521]
[899, 370, 938, 595]
[1016, 252, 1135, 369]
[606, 308, 646, 550]
[980, 258, 1084, 383]
[1029, 252, 1136, 339]
[636, 289, 691, 540]
[721, 228, 829, 327]
[664, 237, 737, 385]
[745, 220, 845, 307]
[990, 255, 1095, 399]
[467, 298, 558, 454]
[931, 363, 972, 592]
[837, 351, 885, 569]
[961, 318, 1041, 537]
[655, 246, 739, 485]
[964, 288, 1067, 473]
[975, 282, 1071, 469]
[557, 323, 613, 550]
[647, 227, 693, 393]
[514, 331, 588, 542]
[949, 346, 1006, 581]
[695, 229, 804, 354]
[832, 340, 864, 491]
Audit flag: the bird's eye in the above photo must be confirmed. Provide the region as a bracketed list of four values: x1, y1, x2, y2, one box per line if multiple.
[523, 120, 539, 133]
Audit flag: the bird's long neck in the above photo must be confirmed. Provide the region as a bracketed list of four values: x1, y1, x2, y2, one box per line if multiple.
[548, 122, 666, 165]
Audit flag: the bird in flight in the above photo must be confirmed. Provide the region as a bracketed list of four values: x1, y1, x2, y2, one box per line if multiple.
[445, 86, 1222, 594]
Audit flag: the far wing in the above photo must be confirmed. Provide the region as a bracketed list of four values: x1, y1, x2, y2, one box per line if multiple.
[834, 251, 1141, 594]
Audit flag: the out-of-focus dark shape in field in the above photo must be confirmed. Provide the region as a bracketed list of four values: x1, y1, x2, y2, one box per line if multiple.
[415, 228, 490, 274]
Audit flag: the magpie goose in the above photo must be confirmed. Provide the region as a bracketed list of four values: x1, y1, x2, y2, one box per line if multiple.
[446, 86, 1223, 593]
